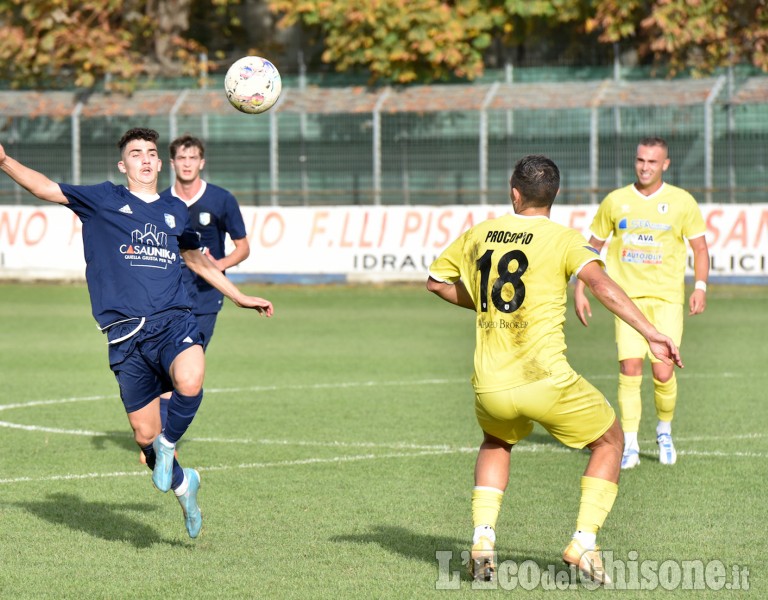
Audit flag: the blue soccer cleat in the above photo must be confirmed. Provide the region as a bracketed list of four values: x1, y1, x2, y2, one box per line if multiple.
[177, 468, 202, 539]
[152, 434, 175, 492]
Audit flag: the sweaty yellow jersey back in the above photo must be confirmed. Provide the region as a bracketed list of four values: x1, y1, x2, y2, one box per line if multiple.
[429, 213, 602, 393]
[590, 182, 707, 304]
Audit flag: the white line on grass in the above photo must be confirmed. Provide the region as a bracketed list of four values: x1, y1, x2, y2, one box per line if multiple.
[0, 448, 475, 485]
[0, 443, 765, 486]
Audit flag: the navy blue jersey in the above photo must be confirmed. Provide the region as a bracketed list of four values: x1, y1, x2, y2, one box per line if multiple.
[161, 181, 248, 315]
[60, 182, 201, 328]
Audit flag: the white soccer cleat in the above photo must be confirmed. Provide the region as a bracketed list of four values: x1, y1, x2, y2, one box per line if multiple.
[620, 447, 640, 470]
[657, 433, 677, 465]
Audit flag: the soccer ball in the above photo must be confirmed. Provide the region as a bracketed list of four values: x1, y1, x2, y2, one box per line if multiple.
[224, 56, 282, 114]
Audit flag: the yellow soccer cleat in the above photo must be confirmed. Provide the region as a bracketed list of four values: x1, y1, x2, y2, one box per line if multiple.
[562, 539, 611, 585]
[469, 536, 496, 583]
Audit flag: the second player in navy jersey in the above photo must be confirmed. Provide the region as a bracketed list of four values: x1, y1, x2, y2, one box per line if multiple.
[162, 134, 251, 350]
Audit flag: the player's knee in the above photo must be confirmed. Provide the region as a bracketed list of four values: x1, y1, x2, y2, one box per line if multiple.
[619, 362, 643, 377]
[172, 371, 204, 396]
[132, 422, 160, 447]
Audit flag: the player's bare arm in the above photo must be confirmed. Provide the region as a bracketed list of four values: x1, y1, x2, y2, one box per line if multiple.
[426, 276, 475, 310]
[578, 261, 683, 368]
[0, 142, 68, 204]
[207, 236, 250, 271]
[688, 235, 709, 316]
[182, 248, 273, 316]
[573, 236, 606, 326]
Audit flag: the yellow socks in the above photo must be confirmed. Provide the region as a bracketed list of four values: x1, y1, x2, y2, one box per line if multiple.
[472, 486, 504, 530]
[575, 476, 619, 536]
[618, 373, 643, 433]
[653, 374, 677, 422]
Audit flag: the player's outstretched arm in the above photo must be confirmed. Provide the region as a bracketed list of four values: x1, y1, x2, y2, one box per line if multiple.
[0, 142, 68, 204]
[573, 236, 605, 327]
[573, 279, 592, 327]
[182, 248, 273, 316]
[426, 276, 475, 310]
[578, 261, 683, 368]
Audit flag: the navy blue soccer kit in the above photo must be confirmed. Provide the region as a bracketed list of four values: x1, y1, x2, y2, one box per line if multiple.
[162, 181, 248, 347]
[59, 182, 204, 416]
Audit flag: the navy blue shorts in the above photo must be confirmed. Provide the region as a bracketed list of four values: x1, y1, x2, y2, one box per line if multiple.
[106, 309, 203, 413]
[194, 312, 219, 351]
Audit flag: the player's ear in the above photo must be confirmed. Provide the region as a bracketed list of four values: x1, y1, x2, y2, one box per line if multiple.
[199, 158, 205, 171]
[662, 158, 670, 172]
[117, 161, 126, 174]
[157, 160, 162, 173]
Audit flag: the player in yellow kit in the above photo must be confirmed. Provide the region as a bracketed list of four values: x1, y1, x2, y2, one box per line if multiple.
[427, 154, 683, 585]
[573, 137, 709, 470]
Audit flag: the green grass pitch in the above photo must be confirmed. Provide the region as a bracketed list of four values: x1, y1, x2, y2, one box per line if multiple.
[0, 282, 765, 598]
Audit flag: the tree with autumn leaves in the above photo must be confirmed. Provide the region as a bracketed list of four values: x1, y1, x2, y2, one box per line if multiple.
[1, 0, 767, 90]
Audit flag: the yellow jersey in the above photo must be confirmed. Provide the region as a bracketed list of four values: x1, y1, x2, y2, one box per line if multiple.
[429, 213, 602, 393]
[590, 182, 706, 304]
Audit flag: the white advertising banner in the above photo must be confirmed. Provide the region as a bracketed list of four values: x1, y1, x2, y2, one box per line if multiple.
[1, 204, 766, 282]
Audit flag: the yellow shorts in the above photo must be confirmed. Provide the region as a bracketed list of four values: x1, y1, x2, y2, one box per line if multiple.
[474, 371, 616, 449]
[615, 299, 683, 362]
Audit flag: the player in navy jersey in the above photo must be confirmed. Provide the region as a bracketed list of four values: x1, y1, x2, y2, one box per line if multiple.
[164, 134, 250, 350]
[0, 128, 273, 539]
[135, 135, 253, 453]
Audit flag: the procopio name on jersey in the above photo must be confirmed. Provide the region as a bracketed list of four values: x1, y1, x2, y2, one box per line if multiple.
[485, 231, 534, 245]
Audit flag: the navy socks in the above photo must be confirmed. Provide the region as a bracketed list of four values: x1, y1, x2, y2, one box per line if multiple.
[163, 389, 203, 444]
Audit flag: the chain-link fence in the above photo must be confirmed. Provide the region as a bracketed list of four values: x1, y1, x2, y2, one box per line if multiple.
[2, 74, 767, 205]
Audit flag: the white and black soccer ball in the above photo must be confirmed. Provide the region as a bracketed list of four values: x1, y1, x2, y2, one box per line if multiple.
[224, 56, 282, 114]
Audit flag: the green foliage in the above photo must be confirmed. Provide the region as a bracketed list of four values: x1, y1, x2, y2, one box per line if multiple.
[591, 0, 768, 76]
[0, 0, 214, 91]
[268, 0, 591, 83]
[0, 0, 766, 90]
[269, 0, 504, 83]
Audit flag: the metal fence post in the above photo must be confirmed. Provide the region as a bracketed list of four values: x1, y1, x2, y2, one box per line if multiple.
[270, 109, 279, 206]
[169, 89, 189, 187]
[71, 101, 83, 185]
[479, 82, 499, 205]
[705, 75, 727, 203]
[372, 88, 390, 206]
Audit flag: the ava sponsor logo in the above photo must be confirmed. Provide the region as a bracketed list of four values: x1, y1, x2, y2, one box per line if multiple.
[622, 233, 661, 247]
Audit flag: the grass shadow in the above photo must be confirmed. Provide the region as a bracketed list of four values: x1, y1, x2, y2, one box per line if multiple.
[331, 524, 569, 583]
[90, 430, 136, 454]
[90, 431, 185, 459]
[14, 492, 185, 549]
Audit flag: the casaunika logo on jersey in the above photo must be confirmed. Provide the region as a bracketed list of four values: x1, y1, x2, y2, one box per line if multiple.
[119, 223, 177, 268]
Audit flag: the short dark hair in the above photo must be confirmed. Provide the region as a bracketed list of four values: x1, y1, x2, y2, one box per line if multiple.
[509, 154, 560, 208]
[169, 134, 205, 159]
[117, 128, 159, 153]
[638, 136, 668, 152]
